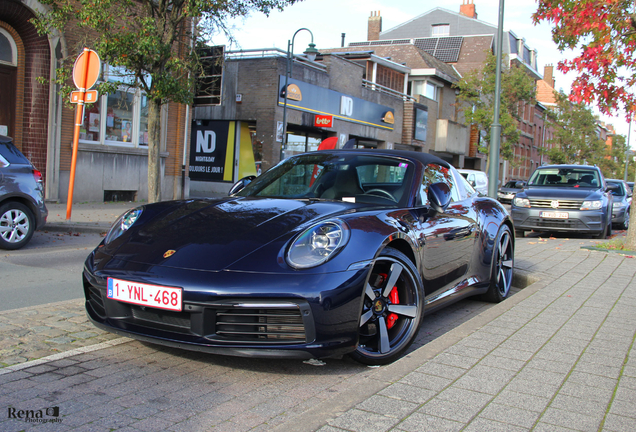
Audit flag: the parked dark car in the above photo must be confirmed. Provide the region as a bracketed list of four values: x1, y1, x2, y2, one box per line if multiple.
[606, 179, 631, 230]
[511, 164, 613, 239]
[84, 149, 514, 365]
[497, 180, 526, 204]
[0, 135, 48, 249]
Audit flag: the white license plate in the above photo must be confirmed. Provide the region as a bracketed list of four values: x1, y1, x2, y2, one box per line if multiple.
[540, 211, 569, 219]
[107, 278, 182, 311]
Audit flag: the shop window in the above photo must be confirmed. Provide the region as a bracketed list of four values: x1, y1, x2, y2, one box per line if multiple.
[194, 45, 224, 106]
[79, 65, 149, 147]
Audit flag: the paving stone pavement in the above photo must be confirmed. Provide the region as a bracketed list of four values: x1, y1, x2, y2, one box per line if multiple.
[0, 202, 634, 431]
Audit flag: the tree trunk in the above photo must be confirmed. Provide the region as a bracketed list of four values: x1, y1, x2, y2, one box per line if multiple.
[147, 98, 162, 203]
[625, 179, 636, 251]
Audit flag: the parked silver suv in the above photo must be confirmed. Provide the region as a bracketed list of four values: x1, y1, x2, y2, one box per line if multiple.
[0, 135, 48, 249]
[511, 165, 613, 239]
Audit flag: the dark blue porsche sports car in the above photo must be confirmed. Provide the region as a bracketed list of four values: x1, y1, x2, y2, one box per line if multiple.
[83, 149, 514, 365]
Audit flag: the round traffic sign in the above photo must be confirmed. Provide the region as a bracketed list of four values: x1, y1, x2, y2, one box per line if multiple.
[72, 49, 101, 90]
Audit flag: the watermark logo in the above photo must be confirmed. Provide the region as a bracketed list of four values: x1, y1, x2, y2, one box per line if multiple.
[7, 406, 63, 424]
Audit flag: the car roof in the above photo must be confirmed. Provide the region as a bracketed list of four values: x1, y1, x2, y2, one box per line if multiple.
[535, 164, 599, 171]
[310, 149, 451, 168]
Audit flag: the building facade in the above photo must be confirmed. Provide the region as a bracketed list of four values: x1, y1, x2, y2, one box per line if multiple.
[189, 49, 412, 196]
[1, 0, 189, 204]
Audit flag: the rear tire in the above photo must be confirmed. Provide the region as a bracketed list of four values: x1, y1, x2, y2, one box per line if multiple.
[349, 247, 424, 365]
[482, 225, 514, 303]
[0, 202, 35, 250]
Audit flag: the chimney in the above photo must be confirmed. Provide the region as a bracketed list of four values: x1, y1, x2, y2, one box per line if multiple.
[459, 0, 478, 19]
[544, 65, 555, 88]
[368, 11, 382, 41]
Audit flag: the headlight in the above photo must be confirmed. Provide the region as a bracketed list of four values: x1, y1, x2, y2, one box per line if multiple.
[513, 197, 530, 208]
[286, 220, 350, 269]
[613, 202, 625, 209]
[105, 208, 143, 244]
[580, 200, 602, 210]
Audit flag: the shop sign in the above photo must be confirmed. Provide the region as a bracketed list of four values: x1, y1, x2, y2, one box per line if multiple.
[314, 115, 333, 128]
[278, 76, 395, 130]
[414, 106, 428, 142]
[189, 120, 234, 182]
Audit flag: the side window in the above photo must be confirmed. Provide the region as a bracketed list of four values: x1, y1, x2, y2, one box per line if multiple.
[420, 164, 460, 205]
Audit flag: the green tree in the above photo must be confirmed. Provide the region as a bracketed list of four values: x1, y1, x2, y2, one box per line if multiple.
[33, 0, 301, 203]
[544, 91, 607, 166]
[455, 51, 536, 163]
[596, 133, 630, 179]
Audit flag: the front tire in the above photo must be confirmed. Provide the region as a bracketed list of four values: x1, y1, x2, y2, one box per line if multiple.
[0, 202, 35, 250]
[482, 225, 514, 303]
[349, 247, 424, 365]
[622, 209, 630, 230]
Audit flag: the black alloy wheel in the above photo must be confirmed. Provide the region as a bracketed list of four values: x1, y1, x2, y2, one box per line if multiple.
[350, 247, 424, 365]
[483, 225, 514, 303]
[0, 202, 35, 250]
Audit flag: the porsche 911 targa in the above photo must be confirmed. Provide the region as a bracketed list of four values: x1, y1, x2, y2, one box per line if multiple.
[83, 149, 514, 365]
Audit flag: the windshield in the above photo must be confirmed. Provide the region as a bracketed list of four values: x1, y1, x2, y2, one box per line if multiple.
[236, 153, 414, 206]
[528, 168, 600, 188]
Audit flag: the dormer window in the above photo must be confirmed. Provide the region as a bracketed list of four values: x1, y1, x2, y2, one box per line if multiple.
[432, 24, 450, 37]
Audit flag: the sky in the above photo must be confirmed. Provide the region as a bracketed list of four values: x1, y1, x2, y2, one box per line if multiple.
[213, 0, 632, 146]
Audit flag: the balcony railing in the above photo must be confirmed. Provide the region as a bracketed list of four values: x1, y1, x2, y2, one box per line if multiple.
[362, 80, 416, 102]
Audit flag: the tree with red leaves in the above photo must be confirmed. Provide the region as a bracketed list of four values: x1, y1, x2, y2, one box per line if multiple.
[534, 0, 636, 250]
[533, 0, 636, 116]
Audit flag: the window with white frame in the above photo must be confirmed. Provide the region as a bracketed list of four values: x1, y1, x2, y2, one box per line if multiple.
[410, 79, 438, 101]
[431, 24, 450, 37]
[79, 65, 149, 147]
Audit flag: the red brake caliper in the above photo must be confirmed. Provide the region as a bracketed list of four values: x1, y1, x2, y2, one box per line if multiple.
[387, 286, 399, 329]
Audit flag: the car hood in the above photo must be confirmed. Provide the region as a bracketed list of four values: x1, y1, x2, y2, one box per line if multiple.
[99, 197, 361, 271]
[520, 187, 604, 200]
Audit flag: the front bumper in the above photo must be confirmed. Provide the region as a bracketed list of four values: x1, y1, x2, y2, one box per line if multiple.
[497, 192, 515, 203]
[83, 254, 371, 360]
[511, 206, 606, 234]
[611, 207, 627, 224]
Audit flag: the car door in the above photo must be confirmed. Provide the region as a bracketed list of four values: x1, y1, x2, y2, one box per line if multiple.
[411, 164, 478, 299]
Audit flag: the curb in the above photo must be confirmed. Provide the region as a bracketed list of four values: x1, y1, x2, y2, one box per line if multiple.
[272, 275, 549, 432]
[41, 222, 110, 234]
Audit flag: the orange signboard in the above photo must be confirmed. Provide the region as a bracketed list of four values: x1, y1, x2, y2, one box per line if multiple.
[73, 49, 100, 90]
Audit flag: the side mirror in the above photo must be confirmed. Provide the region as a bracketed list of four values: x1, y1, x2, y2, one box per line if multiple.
[469, 180, 476, 187]
[229, 175, 256, 196]
[427, 182, 452, 214]
[515, 181, 525, 189]
[606, 183, 619, 192]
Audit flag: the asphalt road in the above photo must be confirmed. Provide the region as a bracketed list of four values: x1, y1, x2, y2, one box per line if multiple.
[0, 230, 104, 311]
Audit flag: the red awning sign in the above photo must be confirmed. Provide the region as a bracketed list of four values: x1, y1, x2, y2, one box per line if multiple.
[314, 115, 333, 128]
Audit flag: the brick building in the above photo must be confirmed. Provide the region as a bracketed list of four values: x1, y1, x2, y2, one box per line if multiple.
[1, 0, 189, 203]
[189, 49, 411, 196]
[355, 1, 544, 182]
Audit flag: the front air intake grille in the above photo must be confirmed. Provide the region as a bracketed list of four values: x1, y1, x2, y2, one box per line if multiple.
[87, 285, 106, 317]
[132, 307, 191, 332]
[530, 199, 582, 210]
[215, 308, 306, 343]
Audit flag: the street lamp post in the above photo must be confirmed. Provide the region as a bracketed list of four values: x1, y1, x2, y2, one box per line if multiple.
[624, 118, 632, 182]
[280, 28, 318, 162]
[488, 0, 505, 199]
